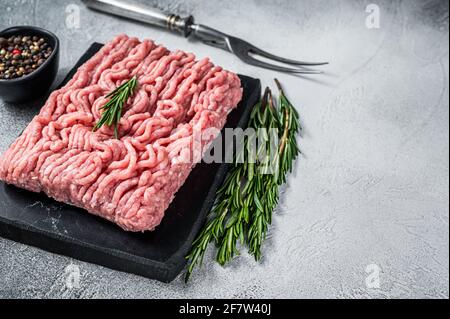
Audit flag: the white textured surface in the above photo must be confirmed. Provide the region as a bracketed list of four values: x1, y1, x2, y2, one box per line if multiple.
[0, 0, 448, 299]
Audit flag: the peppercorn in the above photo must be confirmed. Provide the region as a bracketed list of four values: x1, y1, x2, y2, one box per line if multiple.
[0, 34, 53, 80]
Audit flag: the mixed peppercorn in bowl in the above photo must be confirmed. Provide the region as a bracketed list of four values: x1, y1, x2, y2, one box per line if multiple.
[0, 35, 54, 80]
[0, 26, 59, 103]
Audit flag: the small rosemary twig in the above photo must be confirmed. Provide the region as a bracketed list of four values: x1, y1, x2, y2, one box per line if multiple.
[93, 77, 138, 139]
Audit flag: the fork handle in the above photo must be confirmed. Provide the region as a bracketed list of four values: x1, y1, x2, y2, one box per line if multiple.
[82, 0, 194, 37]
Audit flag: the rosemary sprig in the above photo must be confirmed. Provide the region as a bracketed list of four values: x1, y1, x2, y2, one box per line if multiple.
[247, 80, 301, 260]
[275, 78, 301, 185]
[247, 89, 279, 260]
[184, 103, 261, 282]
[185, 80, 301, 282]
[185, 168, 241, 282]
[93, 77, 138, 139]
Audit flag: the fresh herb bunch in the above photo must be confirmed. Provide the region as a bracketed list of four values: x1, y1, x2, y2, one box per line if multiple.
[93, 76, 138, 139]
[185, 79, 302, 282]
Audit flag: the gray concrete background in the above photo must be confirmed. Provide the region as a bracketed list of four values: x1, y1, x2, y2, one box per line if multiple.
[0, 0, 448, 299]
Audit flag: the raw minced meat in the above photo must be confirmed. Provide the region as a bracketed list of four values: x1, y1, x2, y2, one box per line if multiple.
[0, 34, 243, 232]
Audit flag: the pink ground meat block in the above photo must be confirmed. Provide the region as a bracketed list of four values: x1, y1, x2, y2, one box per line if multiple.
[0, 34, 243, 232]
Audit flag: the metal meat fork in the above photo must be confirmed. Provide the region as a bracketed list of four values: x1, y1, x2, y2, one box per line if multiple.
[82, 0, 328, 74]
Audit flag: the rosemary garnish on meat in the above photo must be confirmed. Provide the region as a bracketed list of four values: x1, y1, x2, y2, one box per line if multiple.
[185, 79, 301, 282]
[93, 76, 138, 139]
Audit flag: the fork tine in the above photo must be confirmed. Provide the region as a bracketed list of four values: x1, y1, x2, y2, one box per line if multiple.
[239, 54, 324, 74]
[226, 37, 326, 73]
[250, 46, 329, 66]
[195, 28, 328, 73]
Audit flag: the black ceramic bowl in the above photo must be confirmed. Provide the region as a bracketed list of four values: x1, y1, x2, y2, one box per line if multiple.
[0, 26, 60, 103]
